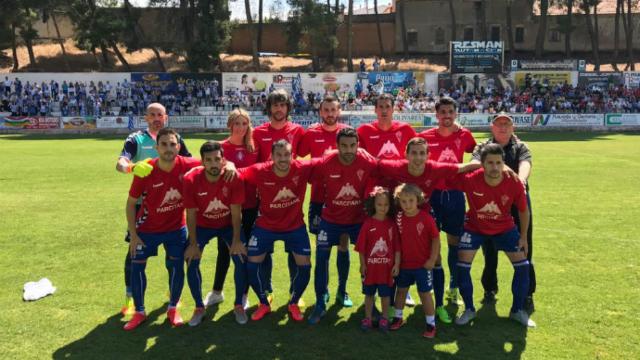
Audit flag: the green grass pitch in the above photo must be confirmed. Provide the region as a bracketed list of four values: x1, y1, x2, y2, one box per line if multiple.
[0, 131, 639, 359]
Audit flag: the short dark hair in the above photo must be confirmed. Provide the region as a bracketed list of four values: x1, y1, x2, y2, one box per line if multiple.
[480, 143, 505, 163]
[265, 89, 292, 117]
[405, 137, 428, 154]
[435, 96, 458, 111]
[320, 95, 340, 108]
[364, 186, 396, 217]
[200, 141, 223, 159]
[157, 128, 178, 143]
[376, 93, 395, 107]
[271, 139, 291, 154]
[336, 127, 358, 144]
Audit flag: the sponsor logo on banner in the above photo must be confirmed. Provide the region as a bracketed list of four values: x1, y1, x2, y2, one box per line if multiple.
[62, 116, 97, 129]
[0, 116, 60, 129]
[450, 41, 504, 74]
[509, 114, 532, 125]
[532, 114, 603, 127]
[97, 116, 129, 129]
[458, 114, 491, 127]
[514, 71, 576, 88]
[605, 113, 640, 126]
[169, 116, 205, 128]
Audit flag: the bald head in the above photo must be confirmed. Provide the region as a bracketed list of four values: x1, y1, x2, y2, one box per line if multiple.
[145, 102, 168, 133]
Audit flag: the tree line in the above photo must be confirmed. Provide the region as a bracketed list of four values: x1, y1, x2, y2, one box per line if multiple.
[0, 0, 638, 72]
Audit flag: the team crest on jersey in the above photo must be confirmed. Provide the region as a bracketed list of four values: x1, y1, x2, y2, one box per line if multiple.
[416, 222, 424, 236]
[236, 151, 244, 161]
[159, 187, 182, 207]
[204, 197, 230, 219]
[157, 187, 183, 213]
[377, 140, 401, 158]
[357, 169, 365, 181]
[437, 147, 458, 163]
[395, 131, 403, 143]
[370, 237, 389, 257]
[501, 195, 509, 206]
[424, 179, 432, 188]
[271, 186, 300, 208]
[478, 201, 502, 220]
[454, 138, 462, 149]
[335, 183, 359, 200]
[287, 134, 294, 143]
[292, 176, 300, 186]
[222, 186, 229, 198]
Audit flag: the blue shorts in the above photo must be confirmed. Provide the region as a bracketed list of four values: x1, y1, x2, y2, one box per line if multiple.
[308, 202, 324, 235]
[397, 268, 433, 293]
[248, 225, 311, 257]
[362, 284, 393, 297]
[316, 219, 362, 250]
[195, 226, 246, 250]
[459, 227, 521, 252]
[133, 227, 188, 261]
[430, 189, 465, 237]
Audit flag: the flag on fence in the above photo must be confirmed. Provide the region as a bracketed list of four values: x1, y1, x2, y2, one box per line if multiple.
[128, 115, 134, 130]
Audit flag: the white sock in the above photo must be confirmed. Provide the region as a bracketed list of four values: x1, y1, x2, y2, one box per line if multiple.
[426, 315, 435, 326]
[395, 308, 403, 318]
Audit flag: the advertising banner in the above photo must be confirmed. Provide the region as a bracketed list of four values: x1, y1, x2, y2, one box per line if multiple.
[458, 114, 492, 127]
[366, 72, 415, 93]
[96, 116, 130, 129]
[532, 114, 603, 127]
[62, 116, 97, 129]
[513, 71, 577, 89]
[450, 41, 504, 74]
[438, 73, 515, 92]
[131, 73, 221, 96]
[222, 73, 296, 96]
[0, 115, 60, 129]
[605, 113, 640, 126]
[169, 116, 205, 128]
[577, 72, 624, 90]
[623, 72, 640, 88]
[509, 114, 532, 126]
[299, 73, 357, 96]
[510, 59, 578, 71]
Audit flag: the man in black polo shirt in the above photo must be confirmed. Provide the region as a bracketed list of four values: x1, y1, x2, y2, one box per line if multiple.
[471, 113, 535, 313]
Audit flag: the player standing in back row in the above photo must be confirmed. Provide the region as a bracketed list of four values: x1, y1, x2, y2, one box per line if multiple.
[418, 97, 476, 313]
[252, 89, 306, 304]
[116, 103, 191, 316]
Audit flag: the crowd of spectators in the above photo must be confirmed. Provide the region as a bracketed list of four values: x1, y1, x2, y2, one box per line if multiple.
[3, 75, 640, 117]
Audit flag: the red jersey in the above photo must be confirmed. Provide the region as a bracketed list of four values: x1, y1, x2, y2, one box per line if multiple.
[252, 121, 305, 162]
[240, 159, 317, 232]
[129, 156, 201, 233]
[378, 159, 460, 207]
[355, 217, 400, 286]
[357, 120, 417, 160]
[298, 123, 350, 203]
[419, 127, 476, 190]
[396, 210, 439, 269]
[455, 169, 527, 235]
[221, 140, 259, 209]
[182, 166, 245, 229]
[314, 150, 378, 225]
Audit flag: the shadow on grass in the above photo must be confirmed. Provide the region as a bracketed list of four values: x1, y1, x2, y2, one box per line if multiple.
[52, 296, 528, 359]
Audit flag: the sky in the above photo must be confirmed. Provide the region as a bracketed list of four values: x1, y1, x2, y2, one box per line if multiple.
[125, 0, 392, 21]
